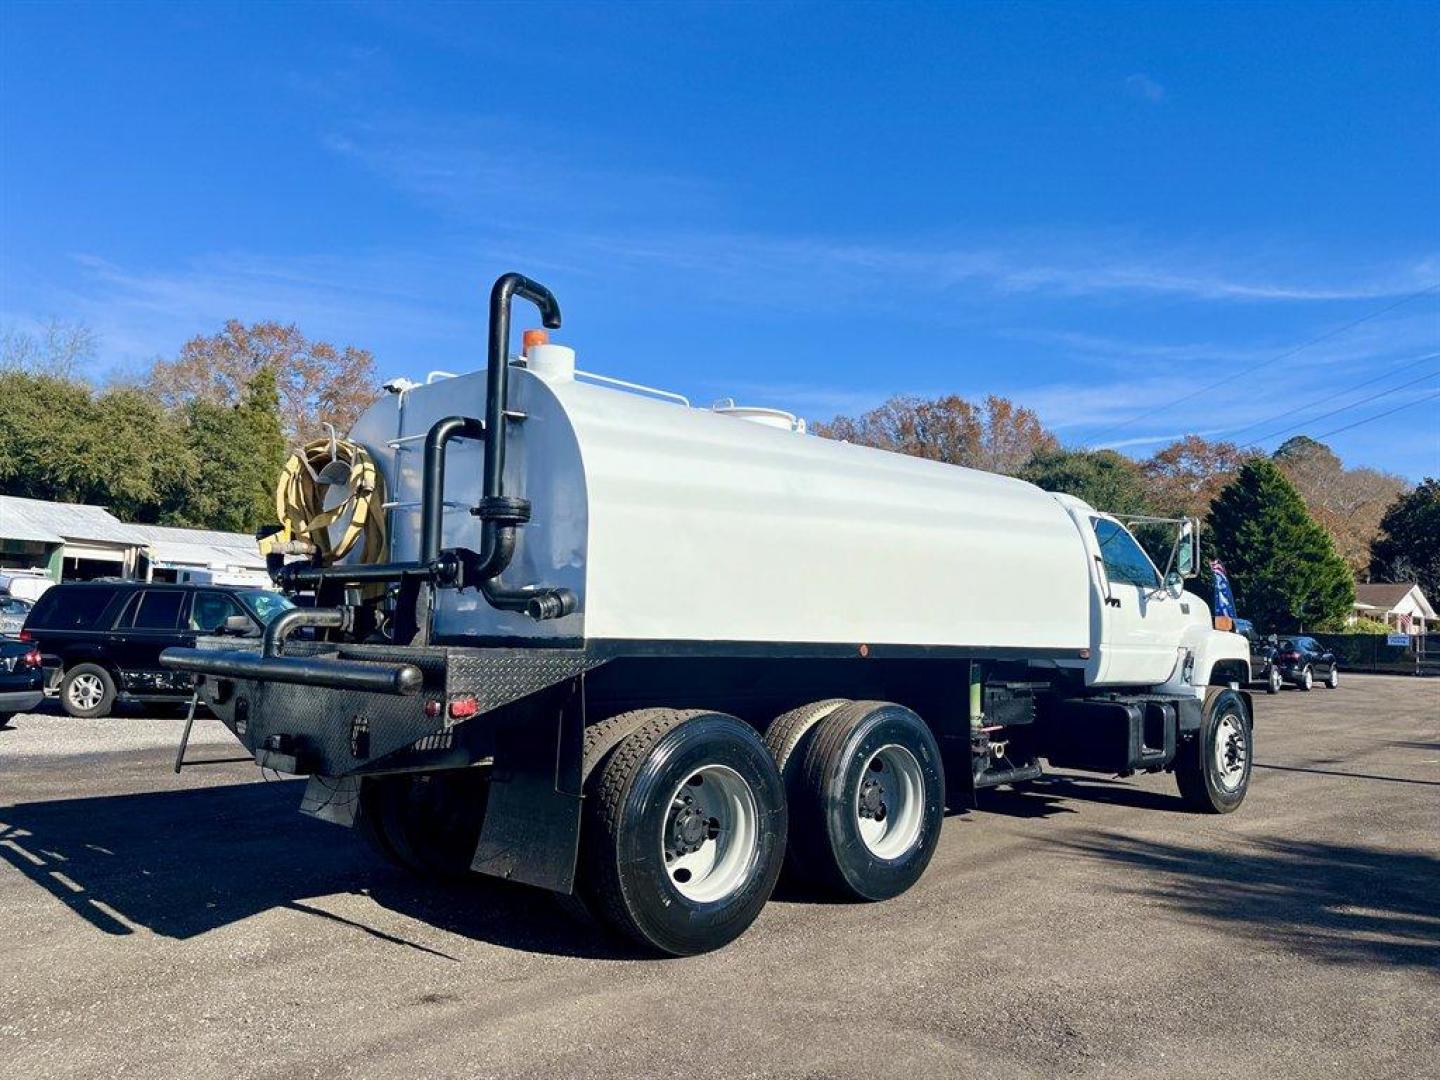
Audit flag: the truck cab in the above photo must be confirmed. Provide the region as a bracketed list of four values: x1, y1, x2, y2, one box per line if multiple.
[1051, 494, 1250, 692]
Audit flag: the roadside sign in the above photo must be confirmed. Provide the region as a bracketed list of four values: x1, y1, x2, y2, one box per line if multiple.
[1386, 634, 1411, 647]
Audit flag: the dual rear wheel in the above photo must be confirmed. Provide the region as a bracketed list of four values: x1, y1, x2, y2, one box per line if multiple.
[575, 700, 945, 955]
[360, 700, 946, 956]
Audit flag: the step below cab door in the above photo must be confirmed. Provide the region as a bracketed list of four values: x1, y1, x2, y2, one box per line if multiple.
[1088, 516, 1189, 686]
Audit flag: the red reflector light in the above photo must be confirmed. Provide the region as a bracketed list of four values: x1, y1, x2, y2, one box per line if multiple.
[1282, 651, 1301, 660]
[448, 696, 479, 720]
[423, 699, 443, 719]
[22, 648, 42, 668]
[18, 629, 32, 642]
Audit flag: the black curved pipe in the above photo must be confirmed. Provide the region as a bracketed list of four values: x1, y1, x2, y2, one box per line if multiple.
[264, 606, 351, 657]
[421, 415, 485, 563]
[485, 272, 561, 503]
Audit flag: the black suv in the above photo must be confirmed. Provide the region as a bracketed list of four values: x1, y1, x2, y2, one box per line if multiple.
[1234, 619, 1283, 694]
[21, 581, 293, 718]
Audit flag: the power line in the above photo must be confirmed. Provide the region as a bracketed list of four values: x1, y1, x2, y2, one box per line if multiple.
[1088, 281, 1440, 444]
[1308, 387, 1440, 440]
[1248, 367, 1440, 445]
[1222, 350, 1440, 442]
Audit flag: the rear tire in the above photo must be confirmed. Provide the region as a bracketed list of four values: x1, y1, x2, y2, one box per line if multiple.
[788, 701, 945, 901]
[1266, 666, 1282, 694]
[1298, 666, 1313, 691]
[0, 712, 12, 729]
[1175, 688, 1251, 814]
[357, 770, 490, 880]
[579, 709, 786, 956]
[61, 663, 116, 719]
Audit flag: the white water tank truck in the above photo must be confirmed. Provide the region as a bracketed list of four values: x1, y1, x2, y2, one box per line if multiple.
[164, 272, 1254, 956]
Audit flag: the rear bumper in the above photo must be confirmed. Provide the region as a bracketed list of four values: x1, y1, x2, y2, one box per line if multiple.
[161, 641, 597, 777]
[0, 687, 45, 713]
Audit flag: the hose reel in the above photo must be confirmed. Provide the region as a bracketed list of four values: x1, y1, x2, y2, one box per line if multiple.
[262, 428, 388, 568]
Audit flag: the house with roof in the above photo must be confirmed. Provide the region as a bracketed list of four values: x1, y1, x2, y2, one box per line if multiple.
[0, 495, 266, 587]
[1352, 582, 1434, 636]
[0, 495, 148, 581]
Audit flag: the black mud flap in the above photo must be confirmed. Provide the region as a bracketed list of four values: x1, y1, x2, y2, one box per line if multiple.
[469, 680, 585, 893]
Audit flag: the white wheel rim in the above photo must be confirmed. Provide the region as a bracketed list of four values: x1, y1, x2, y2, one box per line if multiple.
[69, 674, 103, 710]
[1330, 668, 1339, 686]
[1213, 713, 1248, 791]
[855, 744, 926, 860]
[1303, 668, 1312, 688]
[661, 764, 759, 904]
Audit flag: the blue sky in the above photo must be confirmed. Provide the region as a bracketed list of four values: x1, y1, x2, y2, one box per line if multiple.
[3, 0, 1437, 477]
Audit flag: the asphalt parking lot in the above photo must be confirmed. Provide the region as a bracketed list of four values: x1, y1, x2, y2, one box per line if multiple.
[2, 674, 1436, 1080]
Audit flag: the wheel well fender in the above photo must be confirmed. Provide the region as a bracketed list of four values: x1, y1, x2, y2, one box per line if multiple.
[1208, 658, 1250, 688]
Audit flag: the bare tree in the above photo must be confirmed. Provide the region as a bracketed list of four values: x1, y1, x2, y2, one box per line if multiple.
[813, 394, 1057, 475]
[0, 318, 98, 378]
[146, 320, 380, 441]
[1141, 435, 1258, 518]
[1273, 436, 1409, 577]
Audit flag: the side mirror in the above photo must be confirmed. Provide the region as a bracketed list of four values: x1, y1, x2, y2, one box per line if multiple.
[1165, 569, 1185, 598]
[222, 614, 258, 636]
[1177, 519, 1198, 578]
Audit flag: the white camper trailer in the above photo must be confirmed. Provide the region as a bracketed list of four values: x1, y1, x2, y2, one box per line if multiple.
[166, 274, 1254, 955]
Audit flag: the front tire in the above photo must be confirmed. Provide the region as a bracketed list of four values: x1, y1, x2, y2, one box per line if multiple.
[61, 663, 116, 718]
[1326, 664, 1339, 689]
[788, 701, 945, 901]
[1175, 688, 1251, 813]
[579, 709, 786, 956]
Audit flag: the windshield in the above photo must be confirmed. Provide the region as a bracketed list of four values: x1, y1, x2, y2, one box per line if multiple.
[1091, 517, 1161, 588]
[237, 590, 296, 626]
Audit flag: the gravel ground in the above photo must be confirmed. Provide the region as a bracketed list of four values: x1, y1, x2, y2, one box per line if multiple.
[1, 675, 1436, 1080]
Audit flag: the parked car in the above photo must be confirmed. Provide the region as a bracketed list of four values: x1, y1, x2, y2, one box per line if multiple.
[1233, 618, 1284, 694]
[0, 638, 45, 727]
[0, 594, 34, 636]
[1271, 636, 1339, 691]
[20, 581, 295, 718]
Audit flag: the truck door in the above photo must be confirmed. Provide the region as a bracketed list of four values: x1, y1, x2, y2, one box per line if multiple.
[1089, 517, 1189, 685]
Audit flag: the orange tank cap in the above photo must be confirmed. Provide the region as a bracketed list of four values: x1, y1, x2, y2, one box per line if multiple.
[522, 329, 549, 351]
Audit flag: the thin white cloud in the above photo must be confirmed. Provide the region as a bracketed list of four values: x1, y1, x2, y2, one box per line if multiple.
[1125, 73, 1166, 103]
[7, 251, 474, 379]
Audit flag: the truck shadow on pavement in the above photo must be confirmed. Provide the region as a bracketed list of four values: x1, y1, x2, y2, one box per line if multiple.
[1050, 832, 1439, 971]
[0, 779, 637, 961]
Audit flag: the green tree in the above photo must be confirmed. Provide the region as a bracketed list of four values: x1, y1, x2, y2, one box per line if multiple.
[170, 368, 286, 532]
[1206, 459, 1354, 631]
[1019, 448, 1156, 516]
[0, 371, 194, 520]
[1369, 478, 1440, 599]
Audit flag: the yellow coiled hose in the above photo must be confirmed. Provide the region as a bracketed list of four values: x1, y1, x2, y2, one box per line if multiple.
[262, 437, 388, 567]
